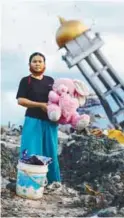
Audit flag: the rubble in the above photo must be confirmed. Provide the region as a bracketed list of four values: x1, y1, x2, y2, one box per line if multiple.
[1, 130, 124, 217]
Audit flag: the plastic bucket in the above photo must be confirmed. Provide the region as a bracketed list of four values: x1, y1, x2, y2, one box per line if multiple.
[16, 161, 48, 199]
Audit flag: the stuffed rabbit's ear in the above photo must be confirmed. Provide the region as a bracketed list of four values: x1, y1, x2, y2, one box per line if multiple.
[75, 96, 85, 107]
[73, 80, 89, 107]
[73, 79, 89, 96]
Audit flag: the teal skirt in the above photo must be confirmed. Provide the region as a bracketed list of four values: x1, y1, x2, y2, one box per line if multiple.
[20, 116, 61, 184]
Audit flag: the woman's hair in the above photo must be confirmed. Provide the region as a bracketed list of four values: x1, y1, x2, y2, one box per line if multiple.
[29, 52, 46, 63]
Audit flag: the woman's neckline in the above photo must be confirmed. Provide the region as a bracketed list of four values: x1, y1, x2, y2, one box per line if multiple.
[30, 74, 44, 81]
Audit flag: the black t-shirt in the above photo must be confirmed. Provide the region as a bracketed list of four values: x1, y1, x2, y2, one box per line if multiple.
[16, 75, 54, 120]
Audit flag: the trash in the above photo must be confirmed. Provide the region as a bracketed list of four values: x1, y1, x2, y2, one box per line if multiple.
[104, 129, 124, 144]
[84, 184, 101, 196]
[97, 207, 117, 217]
[94, 114, 106, 119]
[46, 182, 62, 191]
[90, 129, 103, 137]
[20, 149, 52, 165]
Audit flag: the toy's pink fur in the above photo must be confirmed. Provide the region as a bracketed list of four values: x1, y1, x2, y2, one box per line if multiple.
[47, 78, 90, 130]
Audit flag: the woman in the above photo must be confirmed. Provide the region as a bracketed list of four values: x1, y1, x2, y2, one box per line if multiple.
[16, 52, 61, 184]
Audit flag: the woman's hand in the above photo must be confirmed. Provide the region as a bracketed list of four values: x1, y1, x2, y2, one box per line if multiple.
[17, 98, 48, 112]
[40, 103, 48, 112]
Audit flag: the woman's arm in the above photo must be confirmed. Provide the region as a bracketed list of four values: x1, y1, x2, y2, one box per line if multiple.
[17, 98, 47, 112]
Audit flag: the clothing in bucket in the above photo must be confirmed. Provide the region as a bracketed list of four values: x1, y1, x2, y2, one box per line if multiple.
[21, 149, 52, 165]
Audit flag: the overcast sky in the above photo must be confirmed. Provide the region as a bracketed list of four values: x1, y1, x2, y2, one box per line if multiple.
[1, 0, 124, 126]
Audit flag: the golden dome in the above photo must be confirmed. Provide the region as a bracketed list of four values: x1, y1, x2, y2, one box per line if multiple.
[56, 17, 88, 48]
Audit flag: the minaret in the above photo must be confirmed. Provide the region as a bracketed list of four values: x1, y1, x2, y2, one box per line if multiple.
[56, 17, 124, 130]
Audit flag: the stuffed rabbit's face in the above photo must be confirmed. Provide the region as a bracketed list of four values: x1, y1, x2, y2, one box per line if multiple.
[57, 84, 68, 95]
[52, 78, 89, 106]
[53, 78, 75, 95]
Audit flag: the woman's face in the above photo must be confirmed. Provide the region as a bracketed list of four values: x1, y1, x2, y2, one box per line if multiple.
[30, 55, 45, 73]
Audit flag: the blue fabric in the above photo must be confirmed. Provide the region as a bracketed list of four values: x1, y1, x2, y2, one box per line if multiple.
[20, 116, 61, 184]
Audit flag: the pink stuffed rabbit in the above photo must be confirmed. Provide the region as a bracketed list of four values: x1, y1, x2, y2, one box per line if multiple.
[47, 78, 90, 130]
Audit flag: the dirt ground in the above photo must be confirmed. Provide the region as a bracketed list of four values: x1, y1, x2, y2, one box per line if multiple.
[1, 180, 89, 217]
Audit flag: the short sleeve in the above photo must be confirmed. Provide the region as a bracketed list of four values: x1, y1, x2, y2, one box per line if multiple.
[50, 77, 54, 85]
[16, 78, 28, 99]
[52, 78, 54, 83]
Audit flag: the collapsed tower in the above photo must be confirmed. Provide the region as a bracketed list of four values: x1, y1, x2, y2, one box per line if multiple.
[56, 17, 124, 129]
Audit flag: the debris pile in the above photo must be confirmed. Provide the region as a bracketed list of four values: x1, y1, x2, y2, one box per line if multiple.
[1, 129, 124, 217]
